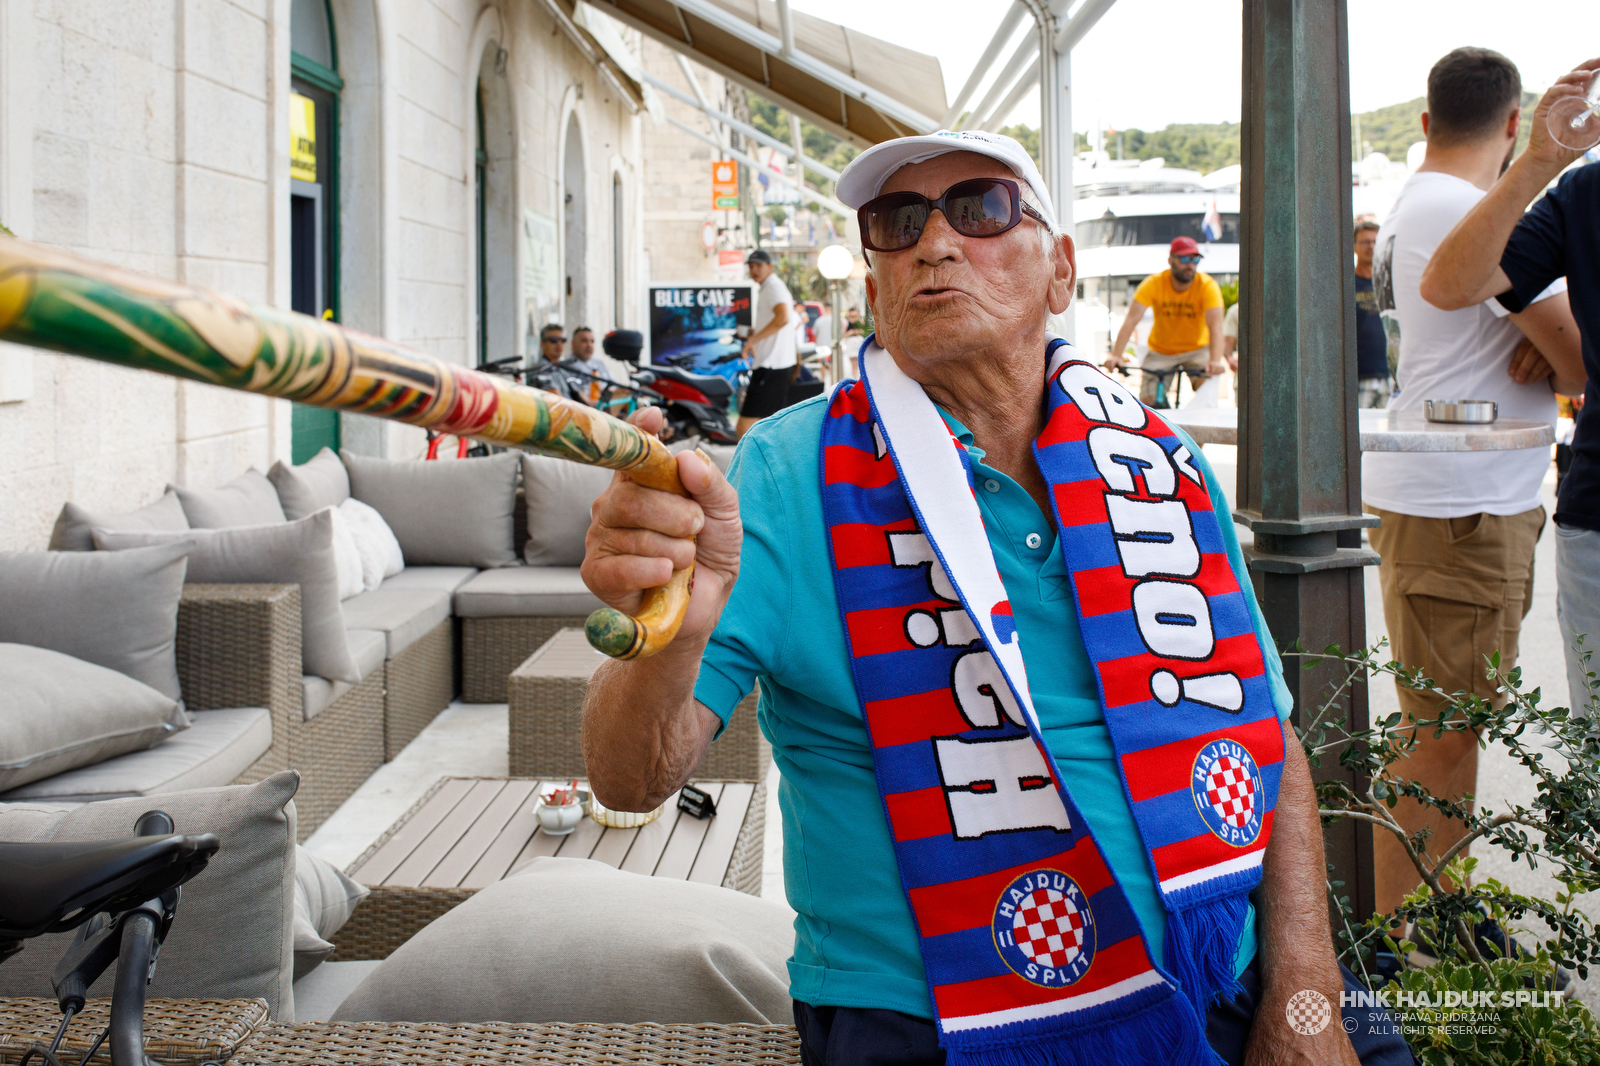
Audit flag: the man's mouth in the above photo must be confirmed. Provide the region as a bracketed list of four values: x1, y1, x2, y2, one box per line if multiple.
[914, 287, 959, 299]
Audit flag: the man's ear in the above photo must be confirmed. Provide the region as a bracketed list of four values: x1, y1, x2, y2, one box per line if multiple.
[1420, 111, 1431, 138]
[1046, 231, 1077, 316]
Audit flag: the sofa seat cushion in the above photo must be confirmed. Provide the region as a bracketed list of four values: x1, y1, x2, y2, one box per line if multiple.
[0, 708, 272, 803]
[452, 567, 605, 619]
[340, 589, 450, 659]
[0, 772, 298, 1019]
[302, 630, 386, 721]
[379, 566, 479, 594]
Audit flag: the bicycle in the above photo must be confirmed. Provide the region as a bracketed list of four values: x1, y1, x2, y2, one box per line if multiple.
[0, 812, 219, 1065]
[1109, 361, 1212, 410]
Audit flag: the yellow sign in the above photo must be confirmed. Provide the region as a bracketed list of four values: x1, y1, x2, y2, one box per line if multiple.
[290, 93, 317, 183]
[711, 160, 739, 210]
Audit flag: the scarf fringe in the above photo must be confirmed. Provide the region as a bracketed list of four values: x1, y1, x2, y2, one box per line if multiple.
[943, 986, 1219, 1066]
[1163, 887, 1250, 1014]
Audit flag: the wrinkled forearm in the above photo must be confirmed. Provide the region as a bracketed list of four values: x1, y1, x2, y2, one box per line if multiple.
[1258, 721, 1343, 998]
[581, 638, 722, 811]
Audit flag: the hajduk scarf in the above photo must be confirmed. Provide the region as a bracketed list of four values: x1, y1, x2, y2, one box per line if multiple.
[820, 337, 1285, 1064]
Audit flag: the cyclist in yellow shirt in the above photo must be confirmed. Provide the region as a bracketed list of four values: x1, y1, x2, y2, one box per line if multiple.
[1103, 236, 1227, 405]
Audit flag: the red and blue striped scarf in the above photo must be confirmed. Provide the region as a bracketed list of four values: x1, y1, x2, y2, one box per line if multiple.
[820, 338, 1284, 1064]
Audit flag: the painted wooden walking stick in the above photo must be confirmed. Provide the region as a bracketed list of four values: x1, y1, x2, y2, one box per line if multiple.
[0, 235, 688, 661]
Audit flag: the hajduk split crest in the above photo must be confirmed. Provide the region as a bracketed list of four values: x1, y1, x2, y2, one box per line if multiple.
[821, 336, 1285, 1063]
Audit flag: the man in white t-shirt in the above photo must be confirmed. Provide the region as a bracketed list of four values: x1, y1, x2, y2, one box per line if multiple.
[1364, 47, 1586, 922]
[736, 249, 797, 437]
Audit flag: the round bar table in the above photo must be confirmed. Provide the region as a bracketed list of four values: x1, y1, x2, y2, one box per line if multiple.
[1166, 407, 1556, 452]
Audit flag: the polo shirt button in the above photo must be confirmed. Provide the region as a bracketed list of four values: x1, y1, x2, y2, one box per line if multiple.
[1025, 533, 1042, 549]
[984, 478, 1000, 493]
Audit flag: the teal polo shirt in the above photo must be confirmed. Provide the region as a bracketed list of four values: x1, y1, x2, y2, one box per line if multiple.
[692, 393, 1294, 1019]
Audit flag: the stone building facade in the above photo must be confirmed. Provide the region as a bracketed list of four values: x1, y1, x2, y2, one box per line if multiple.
[0, 0, 649, 551]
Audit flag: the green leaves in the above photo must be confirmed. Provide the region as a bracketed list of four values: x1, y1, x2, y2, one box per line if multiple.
[1299, 636, 1600, 1058]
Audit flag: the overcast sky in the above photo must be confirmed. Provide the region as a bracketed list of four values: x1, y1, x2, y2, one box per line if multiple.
[788, 0, 1594, 133]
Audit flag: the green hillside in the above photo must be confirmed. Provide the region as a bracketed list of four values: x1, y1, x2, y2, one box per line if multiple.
[1007, 92, 1538, 174]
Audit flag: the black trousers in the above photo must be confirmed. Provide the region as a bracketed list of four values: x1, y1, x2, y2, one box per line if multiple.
[793, 957, 1414, 1066]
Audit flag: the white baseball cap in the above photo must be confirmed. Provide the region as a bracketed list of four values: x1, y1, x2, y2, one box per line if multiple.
[835, 129, 1058, 231]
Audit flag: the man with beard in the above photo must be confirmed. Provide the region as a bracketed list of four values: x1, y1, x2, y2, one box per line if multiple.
[1103, 237, 1225, 406]
[1364, 47, 1585, 931]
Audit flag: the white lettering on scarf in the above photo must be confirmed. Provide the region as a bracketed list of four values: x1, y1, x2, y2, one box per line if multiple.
[888, 525, 1067, 836]
[1063, 367, 1239, 706]
[935, 735, 1072, 839]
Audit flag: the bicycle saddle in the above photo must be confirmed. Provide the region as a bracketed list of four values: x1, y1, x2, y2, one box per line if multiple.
[647, 365, 734, 401]
[0, 833, 219, 941]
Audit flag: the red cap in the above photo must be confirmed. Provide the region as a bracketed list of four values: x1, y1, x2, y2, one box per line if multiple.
[1169, 237, 1201, 257]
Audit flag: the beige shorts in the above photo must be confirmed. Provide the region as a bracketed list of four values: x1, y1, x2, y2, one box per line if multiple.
[1366, 505, 1545, 717]
[1138, 347, 1211, 405]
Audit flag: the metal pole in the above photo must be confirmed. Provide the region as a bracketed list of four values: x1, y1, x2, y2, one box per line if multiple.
[1238, 0, 1376, 927]
[829, 278, 845, 384]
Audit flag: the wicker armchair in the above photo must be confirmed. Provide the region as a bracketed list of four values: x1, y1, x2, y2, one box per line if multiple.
[177, 584, 383, 840]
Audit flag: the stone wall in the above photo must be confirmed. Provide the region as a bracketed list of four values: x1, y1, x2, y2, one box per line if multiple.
[639, 39, 745, 287]
[0, 0, 645, 551]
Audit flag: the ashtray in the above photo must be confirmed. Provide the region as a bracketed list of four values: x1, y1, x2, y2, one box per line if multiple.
[1424, 399, 1497, 424]
[588, 792, 666, 829]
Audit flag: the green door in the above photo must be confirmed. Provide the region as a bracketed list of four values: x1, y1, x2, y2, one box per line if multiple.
[290, 0, 343, 464]
[291, 404, 340, 463]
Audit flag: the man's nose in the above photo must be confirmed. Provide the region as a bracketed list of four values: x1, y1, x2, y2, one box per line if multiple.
[915, 208, 965, 261]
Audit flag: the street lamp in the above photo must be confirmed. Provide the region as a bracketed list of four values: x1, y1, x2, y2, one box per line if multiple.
[817, 244, 854, 384]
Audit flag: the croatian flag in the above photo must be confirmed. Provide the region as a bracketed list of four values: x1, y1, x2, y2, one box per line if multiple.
[1201, 197, 1222, 242]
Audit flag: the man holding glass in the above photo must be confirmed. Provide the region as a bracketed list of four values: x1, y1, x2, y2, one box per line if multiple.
[1422, 57, 1600, 716]
[1103, 237, 1226, 405]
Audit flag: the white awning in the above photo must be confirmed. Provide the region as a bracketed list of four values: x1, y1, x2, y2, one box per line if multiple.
[572, 0, 947, 147]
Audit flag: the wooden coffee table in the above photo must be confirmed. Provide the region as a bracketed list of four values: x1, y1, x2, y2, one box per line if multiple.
[332, 776, 766, 960]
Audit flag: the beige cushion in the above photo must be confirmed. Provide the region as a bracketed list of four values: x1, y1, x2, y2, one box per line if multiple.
[293, 845, 369, 980]
[0, 708, 270, 803]
[48, 490, 190, 552]
[171, 469, 287, 528]
[520, 453, 612, 567]
[343, 450, 519, 569]
[340, 589, 450, 659]
[268, 447, 351, 520]
[380, 566, 478, 594]
[0, 644, 189, 792]
[0, 771, 298, 1020]
[0, 542, 191, 701]
[95, 512, 360, 684]
[331, 857, 792, 1024]
[452, 566, 605, 619]
[300, 630, 385, 721]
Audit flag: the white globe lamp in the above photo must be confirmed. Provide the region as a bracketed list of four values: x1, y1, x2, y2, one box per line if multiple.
[815, 245, 855, 383]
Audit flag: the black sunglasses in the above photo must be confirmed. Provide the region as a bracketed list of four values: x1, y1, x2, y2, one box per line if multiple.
[858, 177, 1049, 253]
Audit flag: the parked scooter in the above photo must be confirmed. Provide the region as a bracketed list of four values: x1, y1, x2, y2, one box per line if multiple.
[603, 330, 738, 444]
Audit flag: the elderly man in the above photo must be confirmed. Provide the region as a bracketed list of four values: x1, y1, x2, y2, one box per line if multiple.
[580, 132, 1404, 1065]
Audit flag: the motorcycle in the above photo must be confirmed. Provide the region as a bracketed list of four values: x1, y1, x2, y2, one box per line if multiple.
[603, 330, 738, 445]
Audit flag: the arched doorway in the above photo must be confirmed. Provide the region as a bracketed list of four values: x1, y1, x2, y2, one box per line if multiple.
[289, 0, 342, 461]
[475, 44, 516, 366]
[563, 115, 586, 330]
